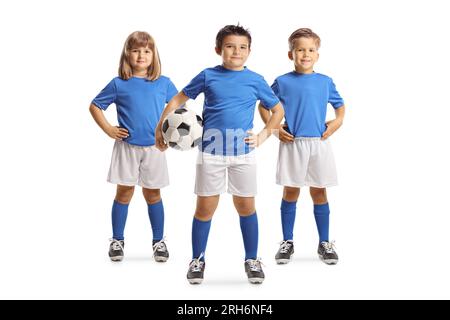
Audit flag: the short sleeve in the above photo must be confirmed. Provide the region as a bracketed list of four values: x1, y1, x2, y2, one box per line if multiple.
[166, 78, 178, 103]
[182, 70, 206, 100]
[328, 78, 344, 109]
[258, 77, 280, 109]
[92, 79, 117, 110]
[271, 79, 280, 99]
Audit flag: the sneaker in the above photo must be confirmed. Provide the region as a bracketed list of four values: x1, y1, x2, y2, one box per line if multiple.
[244, 259, 265, 284]
[318, 241, 339, 265]
[109, 239, 124, 262]
[152, 239, 169, 262]
[275, 240, 294, 264]
[187, 255, 205, 285]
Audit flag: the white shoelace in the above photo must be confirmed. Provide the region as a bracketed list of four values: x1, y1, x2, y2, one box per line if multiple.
[321, 240, 336, 253]
[109, 239, 124, 251]
[245, 258, 264, 272]
[279, 240, 293, 253]
[189, 253, 205, 272]
[152, 238, 167, 254]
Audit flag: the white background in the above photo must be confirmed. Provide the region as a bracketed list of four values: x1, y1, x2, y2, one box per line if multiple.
[1, 0, 449, 299]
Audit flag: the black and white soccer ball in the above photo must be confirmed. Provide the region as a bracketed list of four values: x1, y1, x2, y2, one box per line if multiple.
[162, 108, 203, 151]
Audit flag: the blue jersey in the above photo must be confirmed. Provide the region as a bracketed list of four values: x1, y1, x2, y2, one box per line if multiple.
[183, 65, 279, 156]
[92, 76, 178, 146]
[272, 72, 344, 138]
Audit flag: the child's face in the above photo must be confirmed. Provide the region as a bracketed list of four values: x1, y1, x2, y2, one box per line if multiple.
[216, 35, 250, 71]
[129, 46, 153, 76]
[289, 37, 319, 73]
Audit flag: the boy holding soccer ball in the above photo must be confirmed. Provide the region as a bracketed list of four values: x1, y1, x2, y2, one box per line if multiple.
[156, 24, 284, 284]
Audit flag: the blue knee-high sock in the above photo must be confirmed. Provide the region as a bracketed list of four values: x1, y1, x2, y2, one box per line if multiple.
[314, 203, 330, 242]
[192, 217, 211, 261]
[281, 199, 297, 241]
[239, 212, 258, 260]
[112, 200, 129, 241]
[148, 200, 164, 242]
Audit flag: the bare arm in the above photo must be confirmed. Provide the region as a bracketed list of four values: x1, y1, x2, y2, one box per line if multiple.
[246, 102, 285, 147]
[258, 103, 271, 125]
[89, 104, 129, 140]
[155, 92, 190, 151]
[322, 105, 345, 140]
[257, 102, 294, 143]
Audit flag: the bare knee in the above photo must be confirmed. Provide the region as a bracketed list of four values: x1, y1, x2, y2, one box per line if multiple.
[233, 196, 255, 216]
[283, 187, 300, 202]
[194, 211, 213, 221]
[142, 188, 161, 204]
[115, 185, 135, 204]
[310, 187, 327, 204]
[195, 195, 219, 221]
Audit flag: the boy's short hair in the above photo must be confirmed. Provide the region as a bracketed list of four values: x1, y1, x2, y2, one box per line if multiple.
[288, 28, 321, 50]
[216, 24, 252, 49]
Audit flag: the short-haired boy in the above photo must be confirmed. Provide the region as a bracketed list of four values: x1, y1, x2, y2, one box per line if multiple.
[259, 28, 345, 265]
[156, 25, 284, 283]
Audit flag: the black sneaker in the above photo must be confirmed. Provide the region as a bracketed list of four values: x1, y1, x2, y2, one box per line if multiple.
[244, 259, 265, 284]
[318, 241, 339, 265]
[187, 256, 205, 285]
[109, 239, 124, 262]
[275, 240, 294, 264]
[152, 239, 169, 262]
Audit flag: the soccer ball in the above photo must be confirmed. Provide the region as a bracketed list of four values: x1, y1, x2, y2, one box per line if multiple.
[161, 108, 203, 151]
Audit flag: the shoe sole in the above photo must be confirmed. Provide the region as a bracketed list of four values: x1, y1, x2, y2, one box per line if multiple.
[276, 259, 291, 264]
[109, 256, 123, 262]
[248, 278, 264, 284]
[275, 255, 293, 264]
[188, 278, 203, 285]
[275, 248, 294, 264]
[319, 255, 338, 265]
[154, 256, 169, 262]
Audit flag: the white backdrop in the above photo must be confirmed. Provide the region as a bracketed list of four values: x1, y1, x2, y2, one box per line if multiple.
[1, 0, 449, 299]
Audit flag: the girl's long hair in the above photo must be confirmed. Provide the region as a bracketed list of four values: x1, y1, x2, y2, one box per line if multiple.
[118, 31, 161, 81]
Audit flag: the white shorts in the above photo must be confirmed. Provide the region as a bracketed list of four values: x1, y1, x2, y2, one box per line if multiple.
[195, 151, 257, 197]
[107, 140, 169, 189]
[276, 137, 338, 188]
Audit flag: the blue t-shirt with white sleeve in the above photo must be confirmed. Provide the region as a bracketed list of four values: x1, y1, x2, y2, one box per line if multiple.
[272, 72, 344, 138]
[182, 65, 279, 156]
[92, 76, 178, 146]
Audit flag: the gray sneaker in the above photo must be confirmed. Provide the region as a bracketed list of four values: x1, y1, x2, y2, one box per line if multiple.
[152, 239, 169, 262]
[187, 256, 205, 285]
[109, 239, 124, 262]
[318, 241, 338, 265]
[275, 240, 294, 264]
[244, 259, 265, 284]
